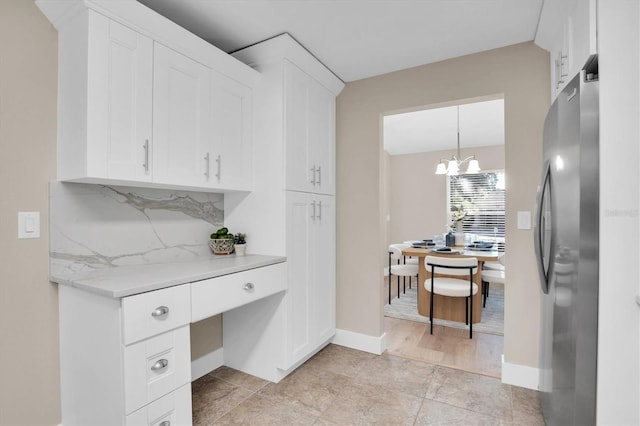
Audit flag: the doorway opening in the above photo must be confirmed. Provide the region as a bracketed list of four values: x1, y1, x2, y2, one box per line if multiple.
[381, 97, 505, 378]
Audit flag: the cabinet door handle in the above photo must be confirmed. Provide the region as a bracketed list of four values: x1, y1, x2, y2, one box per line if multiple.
[310, 166, 317, 185]
[204, 152, 210, 179]
[142, 139, 150, 172]
[150, 358, 168, 372]
[151, 306, 169, 318]
[243, 282, 255, 292]
[317, 165, 322, 186]
[158, 421, 171, 426]
[311, 200, 316, 220]
[215, 155, 221, 180]
[317, 200, 322, 220]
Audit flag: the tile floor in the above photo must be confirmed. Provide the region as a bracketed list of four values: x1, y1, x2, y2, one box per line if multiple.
[192, 344, 545, 425]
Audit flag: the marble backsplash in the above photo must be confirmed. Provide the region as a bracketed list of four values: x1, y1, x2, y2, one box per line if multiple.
[50, 182, 224, 277]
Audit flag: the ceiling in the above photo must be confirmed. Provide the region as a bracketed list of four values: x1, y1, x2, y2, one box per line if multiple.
[137, 0, 540, 154]
[383, 99, 504, 156]
[137, 0, 544, 83]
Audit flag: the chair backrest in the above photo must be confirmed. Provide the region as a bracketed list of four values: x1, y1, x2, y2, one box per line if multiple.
[388, 243, 410, 262]
[425, 255, 478, 276]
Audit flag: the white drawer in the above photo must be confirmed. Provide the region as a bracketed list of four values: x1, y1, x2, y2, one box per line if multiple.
[124, 325, 191, 414]
[191, 263, 286, 322]
[122, 285, 191, 345]
[126, 383, 192, 426]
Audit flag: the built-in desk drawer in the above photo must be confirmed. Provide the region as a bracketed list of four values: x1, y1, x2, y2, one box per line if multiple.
[122, 285, 191, 345]
[126, 382, 192, 425]
[124, 325, 191, 415]
[191, 263, 286, 322]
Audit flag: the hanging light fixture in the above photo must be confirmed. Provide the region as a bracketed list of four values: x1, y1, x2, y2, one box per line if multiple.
[435, 105, 481, 175]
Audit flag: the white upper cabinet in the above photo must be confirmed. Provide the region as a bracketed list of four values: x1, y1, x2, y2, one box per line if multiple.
[37, 0, 260, 192]
[284, 60, 336, 195]
[210, 72, 253, 190]
[55, 11, 154, 183]
[152, 44, 212, 187]
[535, 0, 597, 100]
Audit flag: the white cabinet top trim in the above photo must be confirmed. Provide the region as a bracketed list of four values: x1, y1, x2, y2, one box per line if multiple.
[233, 33, 345, 96]
[36, 0, 261, 86]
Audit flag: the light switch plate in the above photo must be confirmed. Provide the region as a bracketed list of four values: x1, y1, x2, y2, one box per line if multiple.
[517, 211, 531, 230]
[18, 211, 40, 239]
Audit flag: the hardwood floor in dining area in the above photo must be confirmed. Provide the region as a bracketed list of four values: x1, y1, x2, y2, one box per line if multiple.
[384, 276, 504, 379]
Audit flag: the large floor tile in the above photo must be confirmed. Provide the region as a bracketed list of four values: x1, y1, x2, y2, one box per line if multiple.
[191, 374, 254, 426]
[354, 352, 437, 398]
[210, 365, 270, 393]
[320, 379, 423, 425]
[416, 399, 509, 425]
[426, 366, 513, 421]
[257, 366, 351, 416]
[511, 386, 546, 426]
[301, 343, 377, 377]
[214, 394, 318, 425]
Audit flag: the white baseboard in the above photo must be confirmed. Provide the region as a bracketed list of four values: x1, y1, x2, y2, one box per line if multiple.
[332, 328, 386, 355]
[191, 347, 224, 381]
[501, 354, 540, 390]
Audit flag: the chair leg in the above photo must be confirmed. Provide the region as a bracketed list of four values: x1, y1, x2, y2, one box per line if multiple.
[469, 274, 474, 339]
[397, 275, 400, 299]
[429, 273, 435, 335]
[389, 274, 391, 305]
[470, 295, 473, 339]
[403, 276, 406, 294]
[465, 297, 469, 325]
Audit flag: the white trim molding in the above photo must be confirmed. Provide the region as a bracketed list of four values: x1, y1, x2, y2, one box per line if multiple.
[501, 354, 540, 390]
[332, 328, 386, 355]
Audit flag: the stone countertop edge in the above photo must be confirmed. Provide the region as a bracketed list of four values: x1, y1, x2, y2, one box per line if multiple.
[51, 254, 286, 299]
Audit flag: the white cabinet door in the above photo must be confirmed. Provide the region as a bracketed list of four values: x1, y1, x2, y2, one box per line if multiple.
[285, 191, 313, 363]
[284, 61, 335, 195]
[284, 191, 335, 367]
[152, 43, 212, 188]
[210, 72, 253, 190]
[308, 83, 335, 195]
[310, 194, 336, 343]
[92, 16, 153, 182]
[545, 0, 597, 99]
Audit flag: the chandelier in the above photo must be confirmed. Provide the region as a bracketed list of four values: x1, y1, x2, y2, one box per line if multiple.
[435, 105, 480, 175]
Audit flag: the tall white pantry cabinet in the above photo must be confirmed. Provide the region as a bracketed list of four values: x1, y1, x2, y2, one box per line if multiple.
[225, 34, 344, 380]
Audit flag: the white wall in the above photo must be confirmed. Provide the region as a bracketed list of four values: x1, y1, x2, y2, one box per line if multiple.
[336, 42, 549, 383]
[596, 1, 640, 424]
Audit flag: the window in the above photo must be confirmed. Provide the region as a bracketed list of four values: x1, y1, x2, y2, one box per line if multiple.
[448, 170, 505, 244]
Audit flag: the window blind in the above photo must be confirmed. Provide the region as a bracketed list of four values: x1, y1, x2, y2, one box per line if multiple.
[448, 171, 505, 244]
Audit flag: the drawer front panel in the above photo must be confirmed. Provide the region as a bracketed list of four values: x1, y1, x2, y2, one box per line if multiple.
[191, 263, 286, 322]
[126, 383, 192, 426]
[123, 285, 191, 345]
[124, 325, 191, 414]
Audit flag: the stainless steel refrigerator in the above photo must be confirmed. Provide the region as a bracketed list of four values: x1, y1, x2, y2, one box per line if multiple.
[534, 62, 599, 426]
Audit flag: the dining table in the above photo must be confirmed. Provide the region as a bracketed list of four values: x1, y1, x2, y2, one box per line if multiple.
[401, 246, 499, 324]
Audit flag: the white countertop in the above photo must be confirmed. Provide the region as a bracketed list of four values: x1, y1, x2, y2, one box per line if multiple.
[51, 254, 286, 298]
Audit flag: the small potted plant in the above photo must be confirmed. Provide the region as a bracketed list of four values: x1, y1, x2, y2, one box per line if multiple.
[234, 232, 247, 256]
[208, 227, 235, 255]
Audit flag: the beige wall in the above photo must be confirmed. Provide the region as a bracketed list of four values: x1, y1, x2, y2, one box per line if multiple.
[0, 1, 60, 424]
[386, 145, 505, 246]
[336, 41, 549, 370]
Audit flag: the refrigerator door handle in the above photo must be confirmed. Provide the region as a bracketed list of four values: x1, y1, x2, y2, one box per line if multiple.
[534, 160, 552, 294]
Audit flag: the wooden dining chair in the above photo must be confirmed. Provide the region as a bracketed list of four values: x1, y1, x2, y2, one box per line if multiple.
[424, 255, 478, 338]
[388, 244, 419, 304]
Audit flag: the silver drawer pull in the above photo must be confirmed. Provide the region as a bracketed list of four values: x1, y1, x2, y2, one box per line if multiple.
[243, 282, 255, 292]
[159, 421, 170, 426]
[151, 306, 169, 318]
[151, 359, 168, 372]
